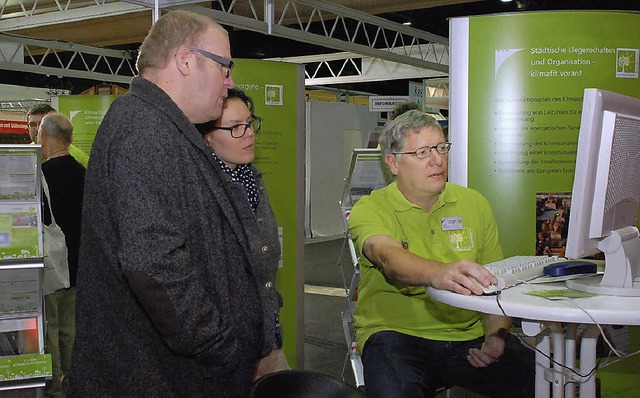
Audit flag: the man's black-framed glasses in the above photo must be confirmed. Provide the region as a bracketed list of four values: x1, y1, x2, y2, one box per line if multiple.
[392, 142, 452, 159]
[215, 117, 261, 138]
[189, 48, 234, 78]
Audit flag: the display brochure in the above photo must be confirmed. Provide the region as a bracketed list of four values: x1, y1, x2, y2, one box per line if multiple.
[0, 268, 39, 314]
[0, 146, 42, 261]
[0, 147, 38, 201]
[0, 354, 52, 381]
[0, 204, 41, 260]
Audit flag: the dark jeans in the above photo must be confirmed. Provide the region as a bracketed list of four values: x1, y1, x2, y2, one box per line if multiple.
[361, 330, 535, 398]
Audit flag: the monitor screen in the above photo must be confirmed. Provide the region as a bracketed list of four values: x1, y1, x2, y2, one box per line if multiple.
[565, 88, 640, 296]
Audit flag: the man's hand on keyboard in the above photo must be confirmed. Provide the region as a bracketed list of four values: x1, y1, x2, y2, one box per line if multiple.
[428, 260, 498, 296]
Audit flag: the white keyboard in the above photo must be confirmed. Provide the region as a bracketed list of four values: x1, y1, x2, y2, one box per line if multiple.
[481, 255, 564, 293]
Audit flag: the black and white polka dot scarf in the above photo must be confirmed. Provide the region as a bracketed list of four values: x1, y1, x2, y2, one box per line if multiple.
[213, 154, 260, 211]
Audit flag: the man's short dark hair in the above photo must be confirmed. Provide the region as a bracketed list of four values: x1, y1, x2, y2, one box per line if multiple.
[390, 101, 420, 120]
[26, 103, 56, 119]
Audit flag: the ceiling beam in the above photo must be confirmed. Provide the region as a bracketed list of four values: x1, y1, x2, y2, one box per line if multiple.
[0, 32, 136, 84]
[178, 0, 449, 72]
[270, 43, 448, 85]
[0, 2, 147, 31]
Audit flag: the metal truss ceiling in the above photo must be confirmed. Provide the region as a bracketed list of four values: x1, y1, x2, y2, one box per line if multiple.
[0, 32, 137, 84]
[177, 0, 450, 70]
[0, 1, 146, 30]
[272, 45, 448, 86]
[0, 0, 449, 86]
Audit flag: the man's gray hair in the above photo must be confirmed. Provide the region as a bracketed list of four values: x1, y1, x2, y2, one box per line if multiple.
[40, 113, 73, 144]
[379, 110, 442, 156]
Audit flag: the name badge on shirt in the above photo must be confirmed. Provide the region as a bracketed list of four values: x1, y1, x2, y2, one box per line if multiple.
[442, 217, 463, 231]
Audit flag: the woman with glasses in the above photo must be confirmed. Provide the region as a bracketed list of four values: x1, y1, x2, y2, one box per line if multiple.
[197, 88, 290, 381]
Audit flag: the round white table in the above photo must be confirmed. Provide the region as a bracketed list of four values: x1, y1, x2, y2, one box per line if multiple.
[427, 278, 640, 398]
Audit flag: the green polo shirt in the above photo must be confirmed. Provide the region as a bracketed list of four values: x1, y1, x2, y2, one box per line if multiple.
[68, 144, 89, 168]
[349, 181, 503, 351]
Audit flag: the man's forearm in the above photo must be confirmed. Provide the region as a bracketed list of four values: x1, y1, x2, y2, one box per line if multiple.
[484, 314, 511, 338]
[365, 240, 436, 286]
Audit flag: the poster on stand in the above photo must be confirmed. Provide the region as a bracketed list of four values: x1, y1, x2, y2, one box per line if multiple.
[450, 11, 640, 257]
[232, 59, 305, 367]
[449, 11, 640, 396]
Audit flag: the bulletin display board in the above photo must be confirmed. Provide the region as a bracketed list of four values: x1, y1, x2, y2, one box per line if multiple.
[0, 145, 43, 260]
[0, 144, 51, 389]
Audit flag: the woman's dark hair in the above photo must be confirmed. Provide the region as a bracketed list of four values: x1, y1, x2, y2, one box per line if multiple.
[227, 88, 256, 116]
[195, 88, 258, 135]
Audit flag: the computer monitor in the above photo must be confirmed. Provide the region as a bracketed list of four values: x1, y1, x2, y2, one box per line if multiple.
[565, 88, 640, 296]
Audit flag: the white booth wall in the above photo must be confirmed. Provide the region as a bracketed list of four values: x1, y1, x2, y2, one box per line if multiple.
[305, 99, 379, 239]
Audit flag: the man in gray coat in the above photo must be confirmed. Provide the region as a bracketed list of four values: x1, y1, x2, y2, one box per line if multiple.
[69, 10, 284, 397]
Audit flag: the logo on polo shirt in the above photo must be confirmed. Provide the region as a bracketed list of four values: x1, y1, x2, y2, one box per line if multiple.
[448, 228, 475, 251]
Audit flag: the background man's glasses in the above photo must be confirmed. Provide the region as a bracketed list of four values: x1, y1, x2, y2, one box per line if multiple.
[28, 121, 40, 129]
[214, 117, 261, 138]
[392, 142, 452, 159]
[189, 48, 234, 78]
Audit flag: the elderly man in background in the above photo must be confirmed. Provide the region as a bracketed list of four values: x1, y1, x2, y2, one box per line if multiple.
[37, 113, 85, 398]
[27, 104, 89, 167]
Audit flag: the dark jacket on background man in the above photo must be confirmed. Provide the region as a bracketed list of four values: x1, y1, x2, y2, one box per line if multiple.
[68, 77, 282, 397]
[42, 155, 85, 287]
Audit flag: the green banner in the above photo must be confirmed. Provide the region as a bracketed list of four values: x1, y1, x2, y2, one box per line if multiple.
[461, 11, 640, 396]
[233, 59, 304, 367]
[55, 95, 117, 156]
[466, 11, 640, 258]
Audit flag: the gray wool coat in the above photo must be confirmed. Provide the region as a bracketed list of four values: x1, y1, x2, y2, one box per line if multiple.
[68, 77, 283, 397]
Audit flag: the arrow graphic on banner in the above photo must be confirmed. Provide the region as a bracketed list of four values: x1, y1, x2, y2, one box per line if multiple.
[495, 48, 524, 78]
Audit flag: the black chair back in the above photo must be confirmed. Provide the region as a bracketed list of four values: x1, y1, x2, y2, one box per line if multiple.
[250, 370, 365, 398]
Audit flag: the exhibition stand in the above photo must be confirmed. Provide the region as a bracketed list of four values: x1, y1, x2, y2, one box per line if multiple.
[0, 145, 51, 397]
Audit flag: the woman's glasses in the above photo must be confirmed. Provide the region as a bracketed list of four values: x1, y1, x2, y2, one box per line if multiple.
[214, 117, 261, 138]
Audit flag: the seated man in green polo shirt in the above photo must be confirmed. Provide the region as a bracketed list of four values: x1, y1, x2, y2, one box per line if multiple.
[348, 110, 534, 398]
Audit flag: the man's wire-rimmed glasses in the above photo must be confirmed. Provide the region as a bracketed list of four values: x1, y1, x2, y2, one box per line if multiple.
[188, 48, 234, 78]
[214, 117, 261, 138]
[392, 142, 452, 159]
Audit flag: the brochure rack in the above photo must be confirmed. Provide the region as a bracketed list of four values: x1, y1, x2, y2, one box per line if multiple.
[0, 145, 51, 397]
[337, 149, 392, 387]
